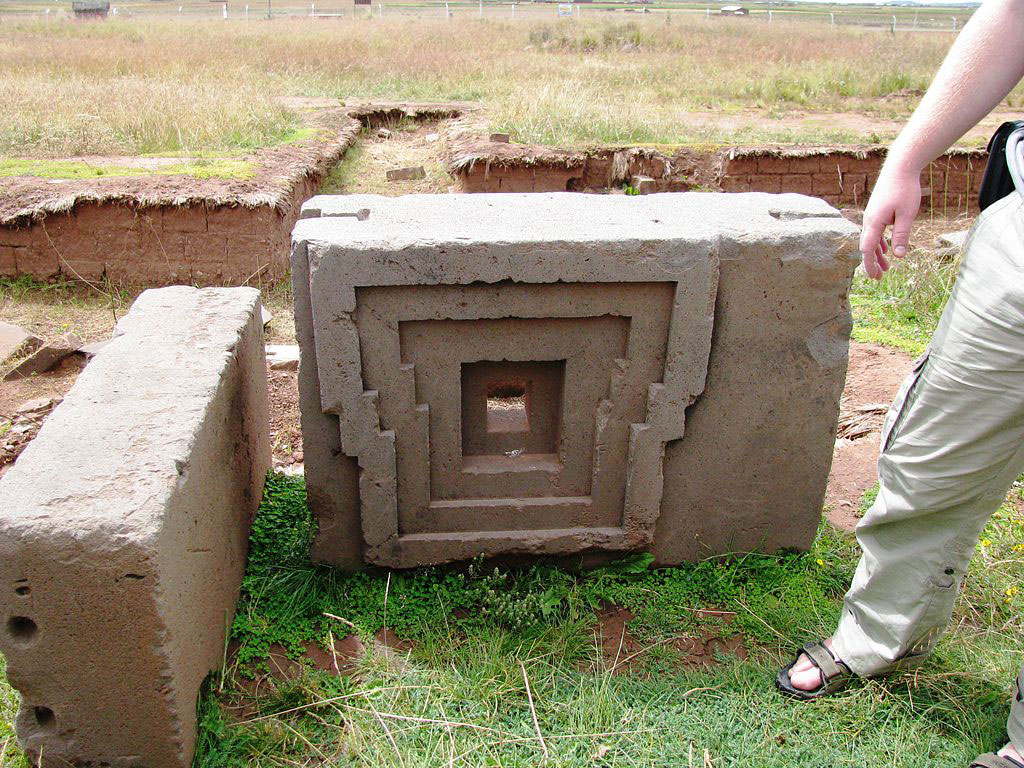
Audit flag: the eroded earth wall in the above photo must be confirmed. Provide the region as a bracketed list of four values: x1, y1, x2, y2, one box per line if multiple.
[0, 286, 270, 767]
[292, 192, 859, 570]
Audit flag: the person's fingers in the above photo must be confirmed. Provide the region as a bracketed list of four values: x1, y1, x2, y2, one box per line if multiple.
[862, 246, 880, 279]
[876, 245, 890, 273]
[879, 237, 888, 255]
[890, 207, 913, 258]
[859, 214, 886, 263]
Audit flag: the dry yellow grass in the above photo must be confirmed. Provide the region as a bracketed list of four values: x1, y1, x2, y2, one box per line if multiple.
[4, 14, 1013, 156]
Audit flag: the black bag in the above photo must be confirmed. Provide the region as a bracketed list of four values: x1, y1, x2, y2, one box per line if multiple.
[979, 120, 1024, 211]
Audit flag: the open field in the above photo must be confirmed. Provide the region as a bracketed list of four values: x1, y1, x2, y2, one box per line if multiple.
[3, 11, 1022, 159]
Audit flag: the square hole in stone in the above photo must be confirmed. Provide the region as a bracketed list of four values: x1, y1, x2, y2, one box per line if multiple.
[486, 380, 528, 434]
[461, 360, 565, 458]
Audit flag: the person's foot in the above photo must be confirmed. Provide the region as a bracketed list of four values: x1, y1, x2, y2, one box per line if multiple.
[787, 637, 836, 691]
[998, 744, 1024, 766]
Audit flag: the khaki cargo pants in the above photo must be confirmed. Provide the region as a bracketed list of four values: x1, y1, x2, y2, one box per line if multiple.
[831, 192, 1024, 747]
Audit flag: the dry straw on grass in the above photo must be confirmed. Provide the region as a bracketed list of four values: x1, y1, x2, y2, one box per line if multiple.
[2, 15, 1009, 156]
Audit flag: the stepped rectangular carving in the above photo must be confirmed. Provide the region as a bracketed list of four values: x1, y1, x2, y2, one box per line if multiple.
[293, 192, 859, 569]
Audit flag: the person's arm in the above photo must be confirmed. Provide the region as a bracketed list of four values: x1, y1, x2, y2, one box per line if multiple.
[861, 0, 1024, 278]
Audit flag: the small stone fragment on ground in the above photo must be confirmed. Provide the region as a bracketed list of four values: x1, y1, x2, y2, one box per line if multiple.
[425, 132, 439, 142]
[938, 230, 969, 249]
[266, 344, 299, 371]
[386, 166, 426, 182]
[630, 174, 657, 195]
[935, 229, 969, 260]
[78, 339, 112, 359]
[0, 321, 41, 366]
[3, 332, 82, 381]
[2, 396, 63, 471]
[15, 396, 63, 416]
[376, 128, 392, 139]
[489, 132, 510, 143]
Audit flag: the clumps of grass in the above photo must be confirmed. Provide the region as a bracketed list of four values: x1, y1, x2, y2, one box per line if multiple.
[4, 16, 1019, 155]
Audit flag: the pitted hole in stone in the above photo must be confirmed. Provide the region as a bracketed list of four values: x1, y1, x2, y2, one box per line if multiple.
[7, 616, 38, 645]
[15, 586, 30, 596]
[486, 381, 528, 434]
[33, 706, 55, 732]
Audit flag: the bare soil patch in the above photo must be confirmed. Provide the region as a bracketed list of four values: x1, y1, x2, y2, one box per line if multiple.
[320, 119, 456, 196]
[267, 367, 302, 468]
[593, 604, 748, 674]
[0, 356, 84, 479]
[825, 341, 914, 531]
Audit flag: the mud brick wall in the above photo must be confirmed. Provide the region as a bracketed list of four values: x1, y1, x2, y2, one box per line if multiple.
[0, 176, 318, 286]
[721, 149, 985, 213]
[293, 192, 859, 570]
[0, 287, 270, 767]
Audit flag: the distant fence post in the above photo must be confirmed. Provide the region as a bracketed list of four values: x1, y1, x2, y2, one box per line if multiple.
[891, 15, 896, 33]
[830, 11, 834, 26]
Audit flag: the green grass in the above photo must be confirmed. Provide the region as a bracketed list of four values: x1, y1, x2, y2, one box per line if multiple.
[1, 654, 29, 768]
[182, 472, 1024, 767]
[0, 156, 256, 181]
[850, 245, 961, 357]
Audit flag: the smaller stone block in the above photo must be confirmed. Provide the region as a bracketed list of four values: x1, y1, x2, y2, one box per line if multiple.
[386, 166, 426, 182]
[267, 343, 300, 371]
[3, 332, 81, 381]
[0, 286, 270, 768]
[630, 174, 656, 194]
[489, 133, 511, 143]
[0, 322, 40, 366]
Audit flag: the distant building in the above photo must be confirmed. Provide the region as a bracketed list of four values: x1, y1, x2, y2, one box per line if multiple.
[72, 0, 110, 18]
[354, 0, 370, 6]
[720, 4, 749, 14]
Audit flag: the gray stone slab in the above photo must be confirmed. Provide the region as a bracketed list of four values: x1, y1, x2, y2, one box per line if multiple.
[0, 321, 40, 367]
[0, 286, 270, 768]
[292, 193, 858, 569]
[3, 332, 81, 381]
[267, 343, 300, 371]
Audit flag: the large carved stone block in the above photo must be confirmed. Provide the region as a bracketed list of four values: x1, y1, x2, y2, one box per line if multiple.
[293, 192, 858, 569]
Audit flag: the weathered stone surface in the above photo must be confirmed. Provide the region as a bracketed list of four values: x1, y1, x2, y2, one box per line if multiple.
[489, 132, 511, 143]
[0, 286, 270, 768]
[630, 174, 656, 194]
[0, 321, 40, 366]
[3, 332, 81, 381]
[292, 192, 858, 569]
[386, 166, 426, 182]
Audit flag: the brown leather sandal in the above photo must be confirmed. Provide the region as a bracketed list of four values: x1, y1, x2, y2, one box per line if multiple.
[970, 753, 1024, 768]
[775, 641, 852, 700]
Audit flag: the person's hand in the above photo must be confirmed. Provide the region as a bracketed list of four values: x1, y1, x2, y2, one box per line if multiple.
[859, 167, 922, 279]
